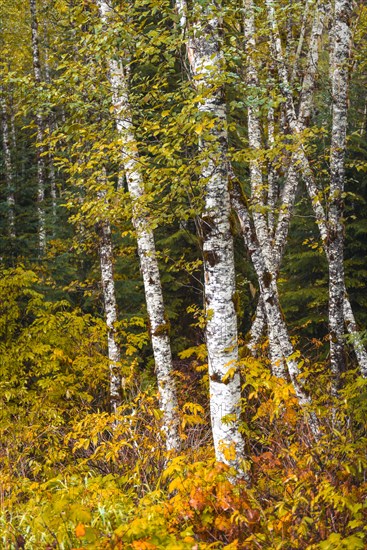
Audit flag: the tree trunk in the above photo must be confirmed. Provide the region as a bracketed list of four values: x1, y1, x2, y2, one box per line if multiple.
[96, 175, 123, 414]
[244, 0, 287, 378]
[30, 0, 46, 256]
[0, 91, 16, 239]
[328, 0, 352, 387]
[44, 41, 58, 230]
[96, 0, 180, 453]
[178, 0, 246, 472]
[265, 0, 367, 380]
[97, 217, 123, 413]
[231, 181, 319, 436]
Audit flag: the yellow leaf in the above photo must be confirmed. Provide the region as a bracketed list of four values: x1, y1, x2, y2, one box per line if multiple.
[215, 515, 231, 531]
[221, 442, 236, 462]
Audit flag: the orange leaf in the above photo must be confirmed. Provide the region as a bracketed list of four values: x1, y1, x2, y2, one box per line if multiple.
[245, 509, 260, 524]
[132, 541, 157, 550]
[75, 523, 86, 538]
[189, 487, 206, 511]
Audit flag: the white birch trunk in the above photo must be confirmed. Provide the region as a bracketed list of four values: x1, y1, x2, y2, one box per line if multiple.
[267, 0, 367, 378]
[44, 44, 58, 228]
[97, 215, 123, 413]
[49, 154, 57, 227]
[244, 0, 287, 378]
[296, 140, 367, 378]
[97, 0, 180, 453]
[245, 0, 327, 361]
[30, 0, 46, 256]
[291, 0, 311, 82]
[97, 224, 122, 411]
[248, 298, 265, 354]
[273, 0, 327, 264]
[96, 175, 123, 413]
[328, 0, 352, 386]
[0, 92, 16, 238]
[231, 181, 319, 436]
[298, 1, 328, 127]
[178, 0, 246, 471]
[244, 0, 272, 264]
[267, 100, 277, 237]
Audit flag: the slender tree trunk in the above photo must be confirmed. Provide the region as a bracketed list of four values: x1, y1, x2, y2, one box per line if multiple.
[291, 0, 311, 82]
[96, 215, 123, 413]
[96, 0, 180, 453]
[44, 42, 57, 229]
[30, 0, 46, 256]
[328, 0, 352, 387]
[247, 298, 265, 354]
[178, 0, 246, 472]
[231, 181, 319, 436]
[244, 0, 271, 261]
[266, 0, 367, 379]
[267, 99, 277, 237]
[48, 156, 57, 228]
[244, 0, 288, 378]
[243, 0, 326, 356]
[298, 1, 328, 127]
[1, 91, 16, 238]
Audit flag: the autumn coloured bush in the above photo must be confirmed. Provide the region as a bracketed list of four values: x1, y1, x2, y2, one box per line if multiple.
[0, 271, 366, 548]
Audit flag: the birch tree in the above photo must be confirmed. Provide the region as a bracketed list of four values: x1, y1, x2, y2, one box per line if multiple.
[328, 0, 352, 386]
[243, 0, 287, 379]
[247, 0, 327, 354]
[30, 0, 46, 256]
[44, 30, 57, 229]
[96, 0, 180, 453]
[0, 90, 16, 239]
[265, 0, 367, 380]
[96, 173, 123, 414]
[177, 0, 247, 472]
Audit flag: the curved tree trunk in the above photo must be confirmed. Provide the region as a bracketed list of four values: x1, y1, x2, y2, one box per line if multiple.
[263, 0, 367, 382]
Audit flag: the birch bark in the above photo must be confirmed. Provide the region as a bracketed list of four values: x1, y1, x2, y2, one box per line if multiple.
[96, 0, 180, 453]
[248, 298, 265, 354]
[267, 100, 277, 238]
[0, 91, 16, 238]
[291, 0, 312, 82]
[44, 40, 57, 228]
[96, 177, 123, 414]
[30, 0, 46, 256]
[241, 0, 325, 351]
[328, 0, 352, 386]
[267, 0, 367, 379]
[97, 217, 123, 413]
[241, 0, 322, 348]
[231, 181, 320, 437]
[178, 0, 246, 471]
[244, 0, 287, 379]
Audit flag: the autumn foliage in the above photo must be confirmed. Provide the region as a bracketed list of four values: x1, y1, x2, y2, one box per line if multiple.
[0, 268, 366, 549]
